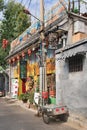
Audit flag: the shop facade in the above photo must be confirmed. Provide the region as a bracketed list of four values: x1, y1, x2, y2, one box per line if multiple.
[7, 1, 66, 100]
[9, 45, 55, 98]
[6, 1, 87, 126]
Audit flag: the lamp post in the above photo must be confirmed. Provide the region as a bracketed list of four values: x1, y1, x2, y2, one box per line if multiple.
[23, 9, 43, 23]
[39, 0, 47, 106]
[23, 0, 47, 106]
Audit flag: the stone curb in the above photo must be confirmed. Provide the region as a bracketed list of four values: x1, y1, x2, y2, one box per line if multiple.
[3, 96, 37, 113]
[16, 100, 37, 113]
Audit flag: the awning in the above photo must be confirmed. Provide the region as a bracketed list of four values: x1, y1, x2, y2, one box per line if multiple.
[56, 43, 87, 61]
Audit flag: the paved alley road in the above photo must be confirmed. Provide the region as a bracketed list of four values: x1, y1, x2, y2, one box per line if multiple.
[0, 97, 77, 130]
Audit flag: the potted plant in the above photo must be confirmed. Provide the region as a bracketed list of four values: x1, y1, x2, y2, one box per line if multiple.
[19, 93, 30, 103]
[36, 86, 39, 93]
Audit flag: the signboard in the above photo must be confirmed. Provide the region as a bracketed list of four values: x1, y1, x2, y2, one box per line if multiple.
[11, 78, 18, 98]
[20, 60, 27, 79]
[34, 92, 40, 105]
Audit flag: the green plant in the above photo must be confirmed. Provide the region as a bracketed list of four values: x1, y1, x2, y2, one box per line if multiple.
[72, 8, 79, 13]
[36, 87, 39, 92]
[19, 93, 30, 101]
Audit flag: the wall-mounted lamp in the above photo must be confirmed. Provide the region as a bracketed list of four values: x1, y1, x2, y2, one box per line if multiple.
[61, 34, 67, 47]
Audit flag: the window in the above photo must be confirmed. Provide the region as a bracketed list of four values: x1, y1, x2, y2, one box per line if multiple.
[68, 55, 83, 72]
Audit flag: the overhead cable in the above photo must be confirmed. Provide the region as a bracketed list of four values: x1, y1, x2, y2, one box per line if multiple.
[28, 0, 32, 9]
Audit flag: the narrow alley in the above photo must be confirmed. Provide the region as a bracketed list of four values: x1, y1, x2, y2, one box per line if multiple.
[0, 97, 79, 130]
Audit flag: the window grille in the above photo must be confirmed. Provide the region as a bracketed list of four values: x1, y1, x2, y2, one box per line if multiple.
[68, 55, 83, 72]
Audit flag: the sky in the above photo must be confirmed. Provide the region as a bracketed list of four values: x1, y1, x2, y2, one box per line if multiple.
[16, 0, 59, 22]
[18, 0, 87, 22]
[0, 0, 59, 21]
[0, 0, 87, 21]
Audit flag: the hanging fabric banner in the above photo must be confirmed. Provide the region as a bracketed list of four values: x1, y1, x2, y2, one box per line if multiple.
[20, 60, 27, 79]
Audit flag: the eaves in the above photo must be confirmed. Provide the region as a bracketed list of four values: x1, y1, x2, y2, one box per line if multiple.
[6, 14, 68, 60]
[68, 12, 87, 23]
[55, 38, 87, 54]
[6, 33, 40, 60]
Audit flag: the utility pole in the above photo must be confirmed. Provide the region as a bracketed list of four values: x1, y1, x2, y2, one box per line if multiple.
[68, 0, 70, 12]
[40, 0, 47, 106]
[23, 0, 47, 107]
[40, 0, 44, 29]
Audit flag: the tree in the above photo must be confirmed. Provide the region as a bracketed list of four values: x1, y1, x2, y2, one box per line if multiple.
[0, 0, 31, 69]
[1, 0, 31, 41]
[0, 0, 4, 11]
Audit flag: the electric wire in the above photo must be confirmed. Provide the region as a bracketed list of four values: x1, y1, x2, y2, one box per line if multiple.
[59, 0, 67, 11]
[22, 0, 32, 9]
[23, 0, 28, 8]
[28, 0, 32, 9]
[20, 0, 24, 4]
[33, 0, 39, 22]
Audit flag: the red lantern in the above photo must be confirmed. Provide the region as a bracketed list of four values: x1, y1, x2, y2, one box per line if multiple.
[2, 39, 8, 49]
[28, 49, 31, 56]
[12, 58, 15, 62]
[2, 39, 6, 49]
[17, 55, 20, 60]
[22, 52, 25, 57]
[5, 40, 8, 45]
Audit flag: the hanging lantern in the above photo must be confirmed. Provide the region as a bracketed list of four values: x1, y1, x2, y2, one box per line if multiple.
[22, 52, 25, 57]
[2, 39, 8, 49]
[28, 49, 31, 56]
[17, 55, 20, 60]
[5, 39, 8, 45]
[12, 58, 15, 62]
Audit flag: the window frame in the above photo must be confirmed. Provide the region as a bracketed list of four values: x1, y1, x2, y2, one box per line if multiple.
[68, 54, 84, 73]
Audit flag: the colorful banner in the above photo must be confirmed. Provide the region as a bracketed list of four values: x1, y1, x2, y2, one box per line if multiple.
[20, 60, 27, 79]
